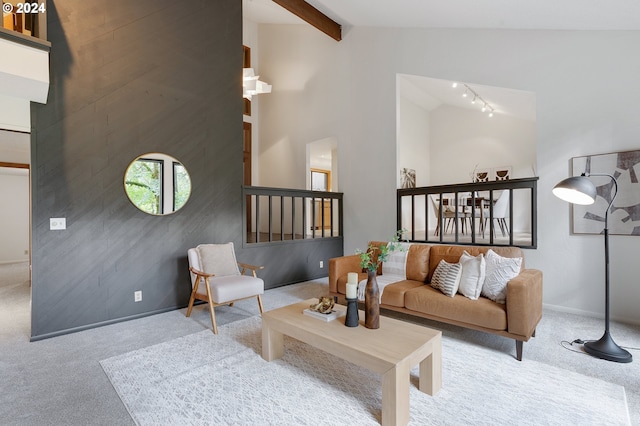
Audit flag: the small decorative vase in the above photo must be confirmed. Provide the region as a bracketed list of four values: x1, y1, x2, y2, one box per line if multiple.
[364, 270, 380, 329]
[345, 298, 359, 327]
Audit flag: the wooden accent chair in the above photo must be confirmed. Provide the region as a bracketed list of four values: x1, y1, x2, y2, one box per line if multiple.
[186, 242, 264, 334]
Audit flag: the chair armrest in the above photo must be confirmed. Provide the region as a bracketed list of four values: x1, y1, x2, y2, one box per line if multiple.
[238, 262, 264, 277]
[506, 269, 543, 339]
[329, 254, 362, 294]
[189, 266, 215, 278]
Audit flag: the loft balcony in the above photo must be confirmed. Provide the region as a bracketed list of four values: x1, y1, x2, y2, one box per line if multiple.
[0, 2, 50, 131]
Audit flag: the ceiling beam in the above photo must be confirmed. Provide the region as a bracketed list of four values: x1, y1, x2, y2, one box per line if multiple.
[272, 0, 341, 41]
[0, 162, 29, 169]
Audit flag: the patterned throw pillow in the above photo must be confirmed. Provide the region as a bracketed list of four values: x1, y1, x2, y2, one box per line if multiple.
[458, 251, 486, 300]
[481, 249, 522, 304]
[430, 259, 462, 297]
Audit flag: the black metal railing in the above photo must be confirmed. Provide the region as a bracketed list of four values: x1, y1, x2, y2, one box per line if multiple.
[397, 177, 538, 249]
[0, 3, 48, 45]
[243, 186, 343, 246]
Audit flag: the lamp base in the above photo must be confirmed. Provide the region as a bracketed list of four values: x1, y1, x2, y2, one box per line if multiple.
[584, 331, 632, 363]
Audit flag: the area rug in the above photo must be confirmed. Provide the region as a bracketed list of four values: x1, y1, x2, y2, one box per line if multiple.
[100, 316, 630, 426]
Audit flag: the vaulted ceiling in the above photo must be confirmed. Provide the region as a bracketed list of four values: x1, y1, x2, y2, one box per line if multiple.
[244, 0, 640, 30]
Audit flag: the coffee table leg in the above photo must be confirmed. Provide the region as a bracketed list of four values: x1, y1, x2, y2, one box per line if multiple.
[381, 362, 410, 426]
[418, 340, 442, 396]
[262, 321, 284, 361]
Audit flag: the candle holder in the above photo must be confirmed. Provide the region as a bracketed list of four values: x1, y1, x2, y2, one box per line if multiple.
[345, 297, 359, 327]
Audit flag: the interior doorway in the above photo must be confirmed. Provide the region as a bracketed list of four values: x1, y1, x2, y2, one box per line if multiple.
[307, 137, 338, 235]
[243, 121, 252, 233]
[0, 129, 31, 339]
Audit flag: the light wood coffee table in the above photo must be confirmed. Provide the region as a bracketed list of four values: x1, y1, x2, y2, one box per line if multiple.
[262, 299, 442, 426]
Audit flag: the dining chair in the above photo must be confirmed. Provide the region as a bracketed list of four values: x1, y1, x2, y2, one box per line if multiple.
[186, 242, 264, 334]
[490, 190, 510, 237]
[430, 195, 468, 235]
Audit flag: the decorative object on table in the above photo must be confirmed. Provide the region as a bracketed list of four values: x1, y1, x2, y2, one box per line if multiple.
[344, 298, 359, 327]
[363, 270, 380, 329]
[302, 307, 345, 322]
[553, 172, 633, 363]
[309, 296, 334, 313]
[400, 168, 416, 188]
[303, 296, 344, 321]
[569, 149, 640, 235]
[356, 230, 407, 329]
[492, 166, 512, 181]
[344, 272, 359, 327]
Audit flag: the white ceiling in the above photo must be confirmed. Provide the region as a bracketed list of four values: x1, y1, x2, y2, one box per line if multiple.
[244, 0, 640, 30]
[398, 75, 536, 121]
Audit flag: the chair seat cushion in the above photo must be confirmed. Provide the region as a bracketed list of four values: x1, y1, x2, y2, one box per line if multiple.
[198, 275, 264, 303]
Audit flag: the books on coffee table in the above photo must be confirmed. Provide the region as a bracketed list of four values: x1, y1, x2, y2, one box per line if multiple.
[303, 308, 346, 322]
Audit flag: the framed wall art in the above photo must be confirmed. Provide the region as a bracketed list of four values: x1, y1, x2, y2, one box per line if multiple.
[400, 168, 416, 188]
[492, 166, 512, 181]
[570, 149, 640, 235]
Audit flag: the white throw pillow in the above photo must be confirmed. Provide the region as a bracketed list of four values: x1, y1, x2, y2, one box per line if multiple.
[481, 249, 522, 304]
[458, 251, 486, 300]
[430, 259, 462, 297]
[196, 243, 240, 277]
[381, 242, 410, 278]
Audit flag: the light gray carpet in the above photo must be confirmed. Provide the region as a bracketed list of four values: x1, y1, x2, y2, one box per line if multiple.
[101, 316, 629, 426]
[1, 261, 639, 425]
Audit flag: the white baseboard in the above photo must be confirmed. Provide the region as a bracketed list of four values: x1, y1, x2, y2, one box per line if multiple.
[0, 259, 29, 265]
[543, 303, 640, 326]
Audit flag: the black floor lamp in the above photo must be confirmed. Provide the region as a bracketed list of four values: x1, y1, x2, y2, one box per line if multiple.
[553, 172, 632, 363]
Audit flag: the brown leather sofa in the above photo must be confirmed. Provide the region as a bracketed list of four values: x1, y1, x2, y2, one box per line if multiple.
[329, 242, 543, 360]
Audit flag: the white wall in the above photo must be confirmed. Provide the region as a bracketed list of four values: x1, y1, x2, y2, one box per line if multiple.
[397, 96, 430, 187]
[429, 105, 536, 185]
[257, 25, 640, 325]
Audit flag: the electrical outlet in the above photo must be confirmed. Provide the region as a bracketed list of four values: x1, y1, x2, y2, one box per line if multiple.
[319, 261, 324, 268]
[134, 291, 142, 302]
[50, 218, 66, 230]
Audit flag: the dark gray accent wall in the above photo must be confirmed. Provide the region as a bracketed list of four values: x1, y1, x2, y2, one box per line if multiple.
[30, 0, 343, 340]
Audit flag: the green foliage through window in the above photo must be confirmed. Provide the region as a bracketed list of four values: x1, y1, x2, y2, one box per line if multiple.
[125, 159, 162, 215]
[174, 162, 190, 211]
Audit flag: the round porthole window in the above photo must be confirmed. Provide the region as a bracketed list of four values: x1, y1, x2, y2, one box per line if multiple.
[124, 153, 191, 215]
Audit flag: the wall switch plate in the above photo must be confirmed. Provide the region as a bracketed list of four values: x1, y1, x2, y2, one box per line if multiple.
[50, 218, 66, 230]
[319, 261, 324, 268]
[134, 291, 142, 302]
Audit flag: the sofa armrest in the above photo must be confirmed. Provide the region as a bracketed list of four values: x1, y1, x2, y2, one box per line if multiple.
[329, 254, 362, 294]
[506, 269, 543, 339]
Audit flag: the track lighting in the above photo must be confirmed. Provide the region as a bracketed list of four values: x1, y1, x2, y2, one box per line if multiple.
[454, 83, 496, 117]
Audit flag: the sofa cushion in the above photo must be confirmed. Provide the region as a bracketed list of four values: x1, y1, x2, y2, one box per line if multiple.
[430, 260, 462, 297]
[380, 280, 423, 307]
[482, 249, 522, 304]
[405, 243, 431, 282]
[458, 251, 486, 300]
[428, 245, 524, 282]
[405, 285, 507, 331]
